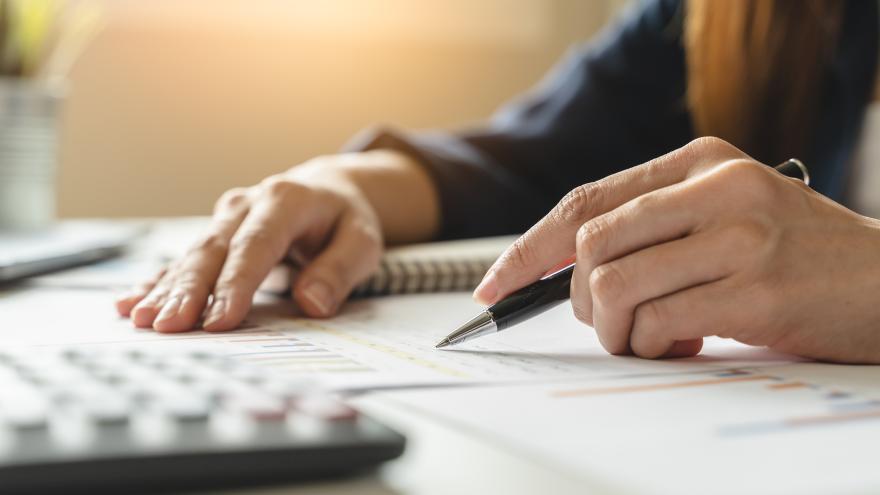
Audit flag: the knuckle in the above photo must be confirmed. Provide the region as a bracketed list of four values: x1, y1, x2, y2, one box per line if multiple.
[575, 214, 617, 263]
[628, 191, 657, 212]
[588, 263, 626, 305]
[717, 159, 776, 196]
[554, 182, 602, 225]
[679, 137, 747, 173]
[260, 176, 304, 198]
[215, 187, 249, 211]
[575, 219, 605, 260]
[688, 135, 731, 152]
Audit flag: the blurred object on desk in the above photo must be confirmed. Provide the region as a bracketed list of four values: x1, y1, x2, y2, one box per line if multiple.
[0, 219, 142, 283]
[0, 80, 63, 229]
[0, 0, 102, 230]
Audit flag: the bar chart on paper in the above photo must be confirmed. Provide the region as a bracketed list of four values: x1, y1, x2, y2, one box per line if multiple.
[4, 288, 801, 392]
[379, 368, 880, 495]
[197, 294, 799, 391]
[549, 368, 880, 437]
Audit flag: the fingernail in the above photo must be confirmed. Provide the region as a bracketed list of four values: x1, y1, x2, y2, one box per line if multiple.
[302, 280, 335, 316]
[473, 270, 498, 305]
[203, 297, 226, 328]
[154, 294, 182, 323]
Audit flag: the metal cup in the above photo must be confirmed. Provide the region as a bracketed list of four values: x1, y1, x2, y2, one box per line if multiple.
[0, 79, 65, 231]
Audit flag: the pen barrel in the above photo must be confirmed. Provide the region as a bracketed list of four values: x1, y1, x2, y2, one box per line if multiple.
[492, 265, 574, 331]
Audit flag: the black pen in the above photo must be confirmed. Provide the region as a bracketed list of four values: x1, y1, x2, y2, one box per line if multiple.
[435, 159, 810, 349]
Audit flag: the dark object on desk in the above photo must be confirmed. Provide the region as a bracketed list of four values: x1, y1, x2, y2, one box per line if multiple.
[0, 346, 405, 494]
[438, 159, 809, 349]
[0, 222, 140, 283]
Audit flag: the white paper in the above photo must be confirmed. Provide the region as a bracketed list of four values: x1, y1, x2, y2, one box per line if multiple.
[0, 287, 800, 391]
[376, 366, 880, 495]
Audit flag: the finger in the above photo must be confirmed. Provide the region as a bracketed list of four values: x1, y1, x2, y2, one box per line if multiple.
[293, 211, 383, 317]
[153, 191, 251, 332]
[130, 282, 172, 328]
[570, 177, 712, 325]
[204, 184, 339, 331]
[569, 184, 700, 328]
[475, 137, 743, 304]
[118, 187, 250, 325]
[662, 339, 704, 359]
[573, 161, 778, 329]
[582, 230, 739, 355]
[115, 266, 167, 317]
[629, 281, 750, 359]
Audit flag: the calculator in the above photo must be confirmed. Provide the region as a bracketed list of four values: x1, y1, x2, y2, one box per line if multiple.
[0, 346, 405, 494]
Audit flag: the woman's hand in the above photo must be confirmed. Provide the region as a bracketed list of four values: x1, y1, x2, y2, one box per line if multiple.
[115, 149, 439, 332]
[474, 137, 880, 364]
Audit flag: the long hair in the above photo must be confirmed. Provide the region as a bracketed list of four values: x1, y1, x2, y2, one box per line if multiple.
[685, 0, 844, 164]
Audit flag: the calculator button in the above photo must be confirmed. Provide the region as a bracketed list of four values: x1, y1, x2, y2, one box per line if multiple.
[83, 395, 132, 425]
[49, 413, 96, 451]
[295, 395, 358, 421]
[259, 377, 316, 401]
[130, 412, 178, 448]
[1, 389, 50, 430]
[228, 367, 266, 385]
[223, 391, 288, 421]
[158, 393, 211, 421]
[286, 414, 329, 439]
[0, 425, 15, 458]
[209, 411, 256, 444]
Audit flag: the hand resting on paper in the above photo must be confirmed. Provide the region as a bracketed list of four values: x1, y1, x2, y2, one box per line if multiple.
[115, 150, 439, 332]
[474, 137, 880, 364]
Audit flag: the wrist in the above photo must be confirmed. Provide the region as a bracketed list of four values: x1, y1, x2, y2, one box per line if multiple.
[285, 149, 439, 243]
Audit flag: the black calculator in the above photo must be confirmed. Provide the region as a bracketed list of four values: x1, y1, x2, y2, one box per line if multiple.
[0, 346, 405, 494]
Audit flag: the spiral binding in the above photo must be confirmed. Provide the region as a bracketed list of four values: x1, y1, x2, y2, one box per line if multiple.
[349, 256, 496, 298]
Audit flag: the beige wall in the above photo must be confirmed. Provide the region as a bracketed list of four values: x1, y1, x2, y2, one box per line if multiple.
[58, 0, 624, 218]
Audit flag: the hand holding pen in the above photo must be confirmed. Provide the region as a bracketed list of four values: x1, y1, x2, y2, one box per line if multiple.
[440, 138, 880, 365]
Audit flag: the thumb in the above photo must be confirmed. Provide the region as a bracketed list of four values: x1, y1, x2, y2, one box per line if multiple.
[293, 212, 383, 317]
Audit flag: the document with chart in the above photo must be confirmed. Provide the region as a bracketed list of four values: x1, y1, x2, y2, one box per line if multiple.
[376, 365, 880, 495]
[1, 287, 801, 392]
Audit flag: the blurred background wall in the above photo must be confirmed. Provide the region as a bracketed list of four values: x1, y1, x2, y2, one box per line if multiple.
[58, 0, 628, 218]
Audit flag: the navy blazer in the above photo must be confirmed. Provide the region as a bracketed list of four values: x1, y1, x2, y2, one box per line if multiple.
[346, 0, 878, 239]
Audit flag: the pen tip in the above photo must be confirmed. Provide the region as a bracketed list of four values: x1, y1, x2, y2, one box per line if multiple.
[435, 339, 450, 349]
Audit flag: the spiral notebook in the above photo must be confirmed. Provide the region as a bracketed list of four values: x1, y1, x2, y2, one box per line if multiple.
[263, 236, 515, 298]
[350, 235, 515, 297]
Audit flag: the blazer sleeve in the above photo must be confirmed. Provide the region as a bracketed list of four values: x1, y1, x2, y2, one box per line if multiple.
[343, 0, 694, 239]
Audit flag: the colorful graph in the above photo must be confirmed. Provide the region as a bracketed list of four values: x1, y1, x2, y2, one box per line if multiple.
[223, 334, 375, 374]
[552, 368, 880, 438]
[552, 372, 772, 398]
